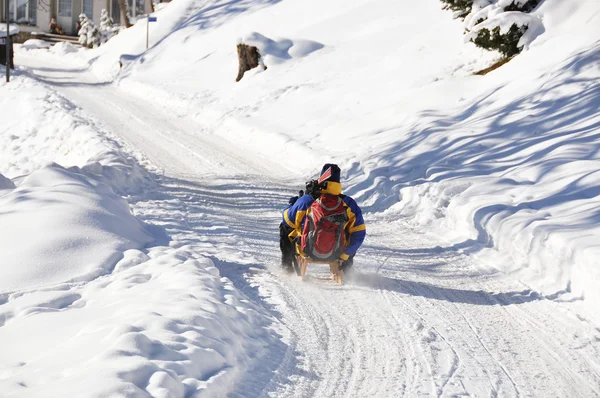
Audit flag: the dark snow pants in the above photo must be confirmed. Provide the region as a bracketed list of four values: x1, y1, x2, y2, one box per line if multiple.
[279, 222, 295, 271]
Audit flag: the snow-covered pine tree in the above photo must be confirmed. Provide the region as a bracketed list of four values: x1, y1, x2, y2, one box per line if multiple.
[503, 0, 541, 13]
[99, 9, 119, 45]
[78, 14, 100, 48]
[443, 0, 542, 58]
[471, 24, 529, 58]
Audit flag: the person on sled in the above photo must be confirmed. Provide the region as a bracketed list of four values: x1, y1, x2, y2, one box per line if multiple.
[279, 191, 303, 271]
[280, 163, 366, 272]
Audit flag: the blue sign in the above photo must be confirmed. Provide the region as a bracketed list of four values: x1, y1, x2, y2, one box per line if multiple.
[148, 16, 157, 22]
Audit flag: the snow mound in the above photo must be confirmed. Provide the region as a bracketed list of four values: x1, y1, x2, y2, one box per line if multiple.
[0, 75, 153, 194]
[20, 39, 52, 50]
[76, 150, 153, 195]
[50, 41, 79, 55]
[0, 164, 153, 293]
[242, 32, 324, 66]
[0, 246, 282, 397]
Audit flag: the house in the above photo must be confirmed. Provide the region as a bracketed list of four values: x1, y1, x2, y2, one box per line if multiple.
[0, 0, 154, 38]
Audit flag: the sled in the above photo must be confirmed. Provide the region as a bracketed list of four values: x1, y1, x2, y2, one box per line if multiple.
[295, 255, 344, 284]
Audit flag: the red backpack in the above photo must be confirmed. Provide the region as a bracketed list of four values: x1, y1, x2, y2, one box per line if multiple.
[301, 194, 348, 261]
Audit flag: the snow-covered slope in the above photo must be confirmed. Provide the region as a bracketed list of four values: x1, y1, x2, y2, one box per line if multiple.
[0, 74, 284, 396]
[90, 0, 600, 303]
[0, 74, 152, 194]
[0, 164, 153, 292]
[2, 0, 600, 395]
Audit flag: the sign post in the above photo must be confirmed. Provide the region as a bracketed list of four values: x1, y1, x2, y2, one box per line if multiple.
[146, 16, 157, 50]
[5, 0, 9, 82]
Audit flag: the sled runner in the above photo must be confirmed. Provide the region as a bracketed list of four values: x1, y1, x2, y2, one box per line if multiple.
[294, 255, 344, 284]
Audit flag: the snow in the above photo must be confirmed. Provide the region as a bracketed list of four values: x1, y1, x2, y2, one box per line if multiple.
[50, 41, 79, 55]
[0, 245, 281, 397]
[18, 40, 52, 51]
[0, 24, 19, 37]
[0, 164, 153, 292]
[241, 32, 324, 66]
[0, 74, 152, 194]
[463, 3, 545, 50]
[2, 0, 600, 395]
[82, 0, 599, 302]
[0, 73, 283, 396]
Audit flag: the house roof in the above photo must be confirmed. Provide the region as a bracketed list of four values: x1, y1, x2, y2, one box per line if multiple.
[0, 24, 20, 38]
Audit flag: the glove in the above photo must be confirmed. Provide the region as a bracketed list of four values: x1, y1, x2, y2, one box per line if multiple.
[305, 179, 322, 199]
[340, 256, 353, 271]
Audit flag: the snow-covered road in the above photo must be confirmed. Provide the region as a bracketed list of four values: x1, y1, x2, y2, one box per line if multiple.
[18, 54, 600, 397]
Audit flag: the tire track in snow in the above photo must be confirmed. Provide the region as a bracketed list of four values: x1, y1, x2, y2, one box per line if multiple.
[385, 288, 463, 397]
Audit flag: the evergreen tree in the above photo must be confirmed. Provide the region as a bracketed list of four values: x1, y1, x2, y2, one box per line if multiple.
[441, 0, 540, 58]
[503, 0, 541, 13]
[472, 24, 528, 58]
[99, 9, 119, 45]
[78, 14, 100, 48]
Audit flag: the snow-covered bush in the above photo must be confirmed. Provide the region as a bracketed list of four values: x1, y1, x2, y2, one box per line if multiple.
[470, 23, 528, 58]
[502, 0, 541, 13]
[78, 14, 100, 48]
[443, 0, 543, 58]
[99, 9, 120, 45]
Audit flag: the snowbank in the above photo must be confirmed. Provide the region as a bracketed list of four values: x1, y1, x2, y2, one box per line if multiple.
[241, 32, 324, 66]
[50, 41, 79, 55]
[2, 34, 284, 398]
[0, 74, 152, 194]
[375, 37, 600, 302]
[0, 244, 282, 397]
[19, 39, 52, 51]
[0, 164, 153, 292]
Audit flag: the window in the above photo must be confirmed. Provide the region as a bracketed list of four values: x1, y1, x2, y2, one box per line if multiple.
[135, 0, 144, 17]
[4, 0, 37, 24]
[109, 0, 146, 24]
[82, 0, 92, 19]
[17, 0, 27, 22]
[58, 0, 72, 17]
[28, 0, 36, 24]
[111, 0, 120, 24]
[127, 0, 145, 21]
[9, 0, 15, 21]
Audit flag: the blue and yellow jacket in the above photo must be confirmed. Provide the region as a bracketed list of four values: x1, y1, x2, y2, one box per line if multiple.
[282, 181, 366, 260]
